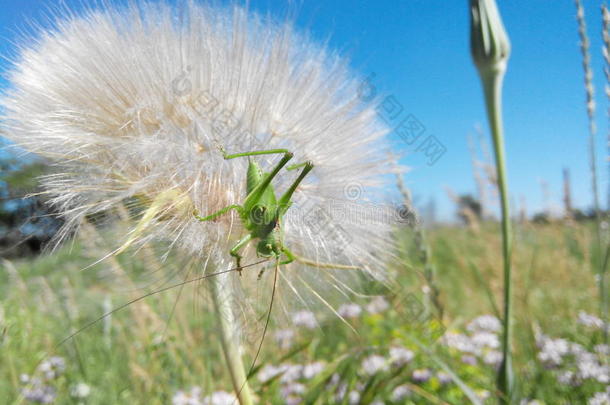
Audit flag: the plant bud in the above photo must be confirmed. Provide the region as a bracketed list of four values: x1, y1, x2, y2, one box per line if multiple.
[470, 0, 511, 77]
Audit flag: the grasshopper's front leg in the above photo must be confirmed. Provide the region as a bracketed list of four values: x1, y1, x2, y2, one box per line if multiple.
[230, 234, 253, 276]
[194, 204, 251, 275]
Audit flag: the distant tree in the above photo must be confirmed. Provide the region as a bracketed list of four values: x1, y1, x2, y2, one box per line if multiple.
[571, 208, 590, 221]
[0, 155, 63, 257]
[456, 194, 483, 226]
[531, 212, 550, 224]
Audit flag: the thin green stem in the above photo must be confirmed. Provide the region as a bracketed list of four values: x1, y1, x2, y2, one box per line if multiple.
[601, 245, 609, 348]
[209, 270, 254, 405]
[481, 69, 514, 403]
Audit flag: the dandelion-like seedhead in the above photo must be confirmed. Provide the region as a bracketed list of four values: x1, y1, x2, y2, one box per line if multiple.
[0, 2, 399, 328]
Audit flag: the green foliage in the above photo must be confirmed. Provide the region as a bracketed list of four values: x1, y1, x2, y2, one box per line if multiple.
[0, 222, 607, 404]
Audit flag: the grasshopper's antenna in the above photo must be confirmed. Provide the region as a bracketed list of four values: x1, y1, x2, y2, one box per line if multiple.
[234, 257, 279, 403]
[159, 257, 197, 341]
[57, 259, 270, 347]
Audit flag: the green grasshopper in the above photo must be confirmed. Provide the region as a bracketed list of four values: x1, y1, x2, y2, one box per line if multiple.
[194, 147, 359, 275]
[194, 147, 360, 392]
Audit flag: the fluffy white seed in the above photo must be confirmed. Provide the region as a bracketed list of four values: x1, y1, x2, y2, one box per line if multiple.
[0, 2, 401, 322]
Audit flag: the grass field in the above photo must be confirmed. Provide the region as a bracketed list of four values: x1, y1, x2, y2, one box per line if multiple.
[1, 220, 607, 404]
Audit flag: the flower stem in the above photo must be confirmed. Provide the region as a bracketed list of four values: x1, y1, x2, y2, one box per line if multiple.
[209, 270, 254, 405]
[481, 69, 514, 403]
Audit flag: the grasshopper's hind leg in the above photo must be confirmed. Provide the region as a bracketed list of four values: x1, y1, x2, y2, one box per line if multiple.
[258, 232, 361, 279]
[281, 247, 296, 265]
[277, 161, 314, 216]
[282, 247, 361, 270]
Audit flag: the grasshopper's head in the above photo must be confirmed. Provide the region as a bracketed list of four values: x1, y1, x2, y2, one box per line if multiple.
[256, 234, 281, 258]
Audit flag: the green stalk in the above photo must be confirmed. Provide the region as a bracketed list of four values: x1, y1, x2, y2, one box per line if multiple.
[481, 70, 514, 402]
[209, 270, 254, 405]
[469, 0, 513, 401]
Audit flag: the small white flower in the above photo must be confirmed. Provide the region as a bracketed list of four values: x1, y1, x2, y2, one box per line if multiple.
[302, 362, 325, 379]
[437, 371, 452, 385]
[329, 373, 341, 386]
[537, 337, 570, 367]
[292, 311, 317, 329]
[348, 390, 361, 405]
[365, 296, 389, 314]
[597, 373, 609, 384]
[577, 359, 609, 383]
[335, 383, 348, 402]
[37, 356, 66, 380]
[443, 332, 477, 354]
[70, 383, 91, 399]
[471, 331, 500, 350]
[280, 364, 304, 384]
[594, 344, 609, 356]
[274, 329, 295, 350]
[337, 303, 362, 319]
[258, 364, 285, 383]
[461, 355, 477, 365]
[389, 346, 414, 367]
[483, 350, 503, 367]
[467, 315, 501, 333]
[557, 370, 580, 386]
[588, 390, 610, 405]
[173, 387, 203, 405]
[202, 391, 237, 405]
[281, 383, 306, 397]
[570, 342, 587, 356]
[21, 381, 57, 404]
[391, 384, 412, 401]
[360, 355, 388, 376]
[578, 311, 605, 329]
[412, 368, 432, 383]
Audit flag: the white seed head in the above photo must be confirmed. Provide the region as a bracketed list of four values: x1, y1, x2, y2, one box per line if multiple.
[0, 2, 400, 320]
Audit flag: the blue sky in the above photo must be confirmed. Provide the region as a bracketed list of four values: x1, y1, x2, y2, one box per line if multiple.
[0, 0, 607, 221]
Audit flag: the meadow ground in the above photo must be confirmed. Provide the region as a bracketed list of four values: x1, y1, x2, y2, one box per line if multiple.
[0, 220, 607, 404]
